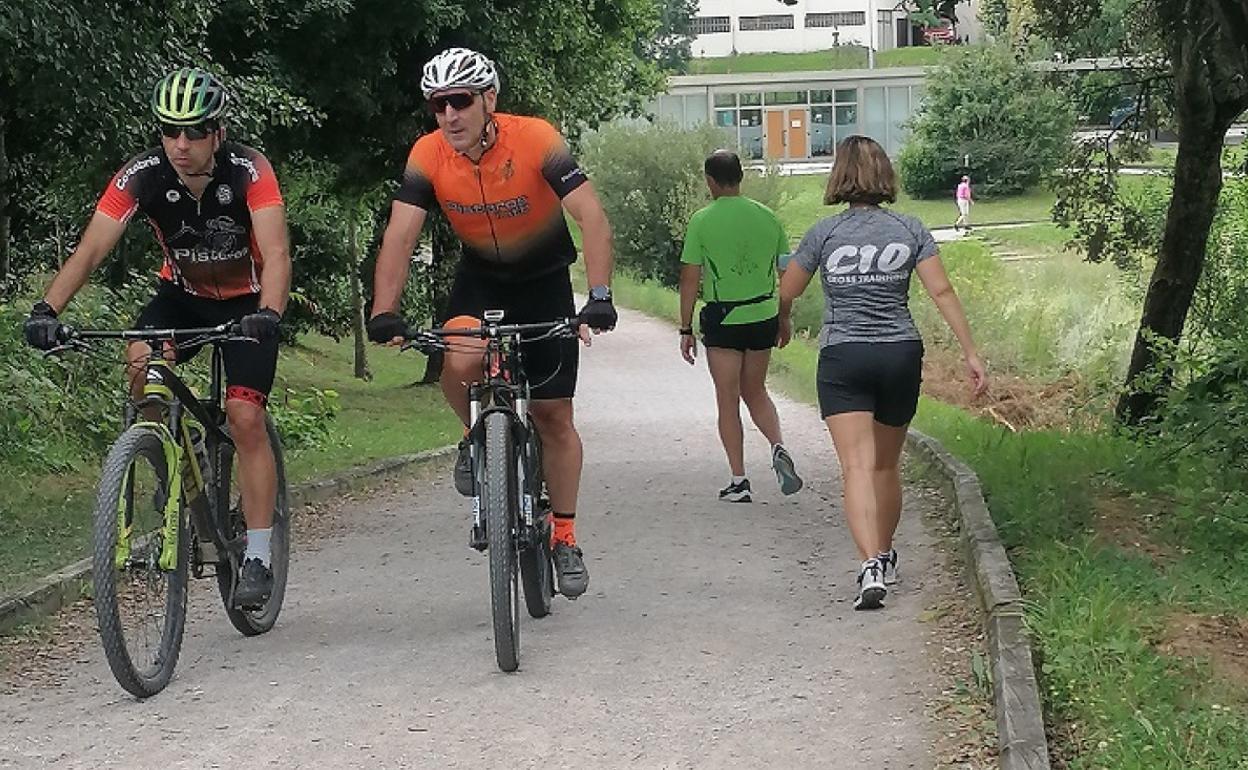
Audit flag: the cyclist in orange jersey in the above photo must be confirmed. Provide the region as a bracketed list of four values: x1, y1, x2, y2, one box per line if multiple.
[368, 47, 617, 598]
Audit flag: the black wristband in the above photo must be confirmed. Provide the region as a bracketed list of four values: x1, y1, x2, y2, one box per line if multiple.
[679, 327, 693, 336]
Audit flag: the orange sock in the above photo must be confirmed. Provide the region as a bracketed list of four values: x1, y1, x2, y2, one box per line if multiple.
[552, 513, 576, 547]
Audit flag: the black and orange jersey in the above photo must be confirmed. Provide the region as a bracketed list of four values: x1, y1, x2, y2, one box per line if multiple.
[394, 113, 588, 281]
[96, 142, 284, 300]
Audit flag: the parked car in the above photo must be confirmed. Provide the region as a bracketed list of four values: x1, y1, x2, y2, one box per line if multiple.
[1109, 97, 1141, 131]
[922, 18, 957, 44]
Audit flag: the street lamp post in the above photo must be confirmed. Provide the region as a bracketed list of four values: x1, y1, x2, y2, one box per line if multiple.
[867, 0, 877, 69]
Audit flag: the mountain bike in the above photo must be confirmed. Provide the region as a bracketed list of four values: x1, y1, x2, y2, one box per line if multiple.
[403, 311, 578, 672]
[50, 323, 290, 697]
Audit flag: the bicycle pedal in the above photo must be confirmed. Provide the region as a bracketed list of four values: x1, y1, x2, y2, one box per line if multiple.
[468, 527, 487, 552]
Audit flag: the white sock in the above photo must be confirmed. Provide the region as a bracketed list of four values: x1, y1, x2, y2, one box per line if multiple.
[244, 528, 273, 567]
[731, 475, 746, 486]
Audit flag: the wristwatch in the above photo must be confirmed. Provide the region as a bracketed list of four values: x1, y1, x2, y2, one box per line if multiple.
[588, 285, 612, 302]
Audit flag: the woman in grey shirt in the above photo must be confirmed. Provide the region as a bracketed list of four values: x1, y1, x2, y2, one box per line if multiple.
[778, 136, 987, 610]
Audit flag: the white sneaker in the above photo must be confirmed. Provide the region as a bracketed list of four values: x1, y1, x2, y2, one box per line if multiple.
[854, 558, 887, 610]
[878, 548, 899, 586]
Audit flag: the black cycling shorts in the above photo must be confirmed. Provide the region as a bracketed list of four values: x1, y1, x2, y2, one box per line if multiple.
[816, 340, 923, 427]
[444, 267, 578, 400]
[133, 281, 278, 406]
[703, 315, 779, 352]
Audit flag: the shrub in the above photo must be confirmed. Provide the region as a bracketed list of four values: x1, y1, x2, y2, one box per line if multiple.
[899, 46, 1074, 198]
[581, 121, 728, 286]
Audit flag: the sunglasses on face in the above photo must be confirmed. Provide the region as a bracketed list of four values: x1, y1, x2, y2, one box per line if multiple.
[427, 91, 479, 115]
[159, 122, 217, 141]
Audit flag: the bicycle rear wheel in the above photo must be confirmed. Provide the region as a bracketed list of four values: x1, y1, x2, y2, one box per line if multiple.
[215, 415, 290, 636]
[482, 411, 521, 672]
[92, 424, 189, 698]
[519, 420, 553, 619]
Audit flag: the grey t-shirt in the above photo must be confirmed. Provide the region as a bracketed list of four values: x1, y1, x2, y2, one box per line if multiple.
[792, 207, 938, 347]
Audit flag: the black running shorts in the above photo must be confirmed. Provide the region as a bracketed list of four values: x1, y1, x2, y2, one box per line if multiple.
[816, 340, 923, 426]
[703, 315, 779, 352]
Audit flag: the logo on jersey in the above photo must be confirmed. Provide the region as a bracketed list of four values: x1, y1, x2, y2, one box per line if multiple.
[444, 195, 531, 219]
[228, 153, 260, 182]
[823, 243, 913, 285]
[166, 189, 181, 203]
[216, 186, 233, 205]
[167, 217, 249, 264]
[115, 155, 161, 191]
[501, 159, 514, 181]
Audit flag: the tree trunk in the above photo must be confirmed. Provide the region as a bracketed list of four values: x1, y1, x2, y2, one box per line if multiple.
[419, 216, 457, 385]
[349, 216, 371, 381]
[1115, 49, 1234, 424]
[0, 118, 10, 285]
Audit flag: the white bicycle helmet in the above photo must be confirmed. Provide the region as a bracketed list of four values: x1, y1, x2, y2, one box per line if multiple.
[421, 47, 500, 99]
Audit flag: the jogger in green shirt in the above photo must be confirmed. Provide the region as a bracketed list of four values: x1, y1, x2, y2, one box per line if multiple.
[678, 150, 803, 503]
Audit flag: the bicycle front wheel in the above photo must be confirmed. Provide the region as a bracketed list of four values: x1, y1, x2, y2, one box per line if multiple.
[92, 424, 189, 698]
[215, 415, 291, 636]
[482, 411, 521, 672]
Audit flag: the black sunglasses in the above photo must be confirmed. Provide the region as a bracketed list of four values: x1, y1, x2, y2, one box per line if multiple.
[159, 122, 217, 141]
[427, 91, 480, 115]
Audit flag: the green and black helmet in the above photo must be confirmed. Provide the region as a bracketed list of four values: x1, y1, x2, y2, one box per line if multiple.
[151, 67, 228, 125]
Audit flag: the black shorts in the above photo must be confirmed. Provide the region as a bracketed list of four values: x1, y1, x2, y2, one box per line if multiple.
[703, 315, 779, 352]
[133, 281, 278, 405]
[816, 340, 923, 427]
[445, 267, 578, 400]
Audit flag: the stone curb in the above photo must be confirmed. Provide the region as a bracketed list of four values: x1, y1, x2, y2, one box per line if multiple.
[0, 445, 456, 635]
[905, 429, 1052, 770]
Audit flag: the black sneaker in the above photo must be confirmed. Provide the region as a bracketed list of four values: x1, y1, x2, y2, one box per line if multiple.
[552, 542, 589, 598]
[718, 479, 752, 503]
[454, 439, 473, 497]
[235, 558, 273, 608]
[771, 445, 803, 495]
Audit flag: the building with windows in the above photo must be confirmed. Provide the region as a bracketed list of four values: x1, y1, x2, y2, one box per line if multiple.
[651, 67, 925, 162]
[690, 0, 981, 57]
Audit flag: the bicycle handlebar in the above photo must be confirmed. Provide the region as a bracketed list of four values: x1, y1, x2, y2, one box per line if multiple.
[49, 322, 256, 355]
[402, 317, 580, 354]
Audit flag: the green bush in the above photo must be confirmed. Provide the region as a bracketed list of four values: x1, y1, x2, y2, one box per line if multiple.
[270, 385, 341, 451]
[899, 46, 1075, 198]
[580, 121, 729, 286]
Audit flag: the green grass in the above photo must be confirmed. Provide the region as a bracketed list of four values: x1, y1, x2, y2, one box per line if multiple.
[0, 335, 457, 596]
[276, 336, 461, 483]
[975, 223, 1074, 255]
[774, 175, 1057, 239]
[685, 45, 949, 75]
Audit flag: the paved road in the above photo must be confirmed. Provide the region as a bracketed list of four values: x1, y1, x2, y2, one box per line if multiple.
[1, 307, 952, 769]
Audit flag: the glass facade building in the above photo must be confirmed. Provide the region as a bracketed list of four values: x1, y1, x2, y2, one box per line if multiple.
[649, 68, 926, 161]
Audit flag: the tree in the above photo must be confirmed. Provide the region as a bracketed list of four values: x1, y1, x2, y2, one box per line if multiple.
[1038, 1, 1248, 424]
[897, 46, 1074, 198]
[648, 0, 699, 73]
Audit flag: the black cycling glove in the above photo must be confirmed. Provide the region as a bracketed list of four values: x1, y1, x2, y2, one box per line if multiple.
[24, 301, 64, 351]
[367, 312, 408, 343]
[578, 298, 618, 332]
[240, 308, 282, 341]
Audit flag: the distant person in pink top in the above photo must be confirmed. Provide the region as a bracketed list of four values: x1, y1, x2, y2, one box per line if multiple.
[954, 175, 973, 232]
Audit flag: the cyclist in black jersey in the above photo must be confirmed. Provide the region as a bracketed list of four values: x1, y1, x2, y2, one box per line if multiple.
[23, 68, 292, 606]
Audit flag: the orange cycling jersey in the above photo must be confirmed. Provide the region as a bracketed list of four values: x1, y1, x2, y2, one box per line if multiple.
[394, 113, 588, 281]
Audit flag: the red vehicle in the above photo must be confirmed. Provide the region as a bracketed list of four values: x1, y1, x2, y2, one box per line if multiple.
[922, 18, 957, 44]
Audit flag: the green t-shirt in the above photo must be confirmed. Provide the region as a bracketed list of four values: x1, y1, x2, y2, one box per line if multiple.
[680, 196, 789, 325]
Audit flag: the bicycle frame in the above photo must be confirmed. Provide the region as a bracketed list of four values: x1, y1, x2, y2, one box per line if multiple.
[70, 326, 240, 573]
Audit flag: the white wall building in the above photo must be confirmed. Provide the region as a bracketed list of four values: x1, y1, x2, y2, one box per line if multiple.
[691, 0, 901, 57]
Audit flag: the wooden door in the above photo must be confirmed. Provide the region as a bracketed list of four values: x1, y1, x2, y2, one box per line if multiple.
[786, 109, 808, 158]
[765, 110, 785, 159]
